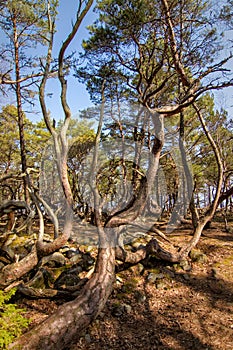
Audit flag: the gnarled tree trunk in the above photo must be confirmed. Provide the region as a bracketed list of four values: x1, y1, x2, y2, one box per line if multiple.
[10, 244, 115, 350]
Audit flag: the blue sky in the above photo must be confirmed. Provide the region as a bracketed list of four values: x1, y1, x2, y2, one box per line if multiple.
[38, 0, 97, 122]
[0, 0, 97, 122]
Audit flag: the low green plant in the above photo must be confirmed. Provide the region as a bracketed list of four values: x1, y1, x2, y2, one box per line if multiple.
[0, 288, 31, 349]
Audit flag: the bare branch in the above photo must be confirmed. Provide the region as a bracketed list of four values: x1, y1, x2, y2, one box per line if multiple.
[58, 0, 94, 120]
[39, 1, 57, 135]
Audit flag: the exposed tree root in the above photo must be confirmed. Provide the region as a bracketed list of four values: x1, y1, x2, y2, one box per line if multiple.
[0, 248, 38, 288]
[9, 247, 115, 350]
[17, 284, 67, 299]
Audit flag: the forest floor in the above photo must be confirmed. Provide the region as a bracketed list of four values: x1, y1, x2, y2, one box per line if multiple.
[18, 219, 233, 350]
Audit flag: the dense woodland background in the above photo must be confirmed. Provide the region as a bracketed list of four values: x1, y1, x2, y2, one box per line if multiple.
[0, 0, 233, 349]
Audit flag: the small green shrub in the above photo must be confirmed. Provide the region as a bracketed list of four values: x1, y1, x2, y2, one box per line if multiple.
[0, 289, 30, 349]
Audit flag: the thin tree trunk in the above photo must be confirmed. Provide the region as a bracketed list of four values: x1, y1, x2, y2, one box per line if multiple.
[12, 12, 29, 203]
[179, 103, 224, 256]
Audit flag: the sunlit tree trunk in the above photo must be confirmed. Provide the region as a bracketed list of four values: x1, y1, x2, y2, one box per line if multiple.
[12, 12, 29, 203]
[10, 240, 116, 350]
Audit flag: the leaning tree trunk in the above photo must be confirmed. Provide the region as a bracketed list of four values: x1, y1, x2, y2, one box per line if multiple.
[9, 245, 115, 350]
[179, 103, 224, 257]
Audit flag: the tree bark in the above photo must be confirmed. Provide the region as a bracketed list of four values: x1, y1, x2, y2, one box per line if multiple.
[0, 249, 38, 288]
[10, 246, 115, 350]
[12, 12, 30, 203]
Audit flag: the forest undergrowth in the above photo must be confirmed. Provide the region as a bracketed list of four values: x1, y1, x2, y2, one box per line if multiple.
[10, 217, 233, 350]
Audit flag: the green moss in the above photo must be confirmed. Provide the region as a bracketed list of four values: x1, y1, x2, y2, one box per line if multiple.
[173, 263, 182, 271]
[121, 277, 139, 294]
[222, 255, 233, 266]
[46, 265, 68, 282]
[148, 267, 161, 274]
[190, 249, 208, 263]
[130, 277, 139, 285]
[116, 272, 125, 281]
[112, 301, 122, 308]
[213, 254, 233, 279]
[213, 255, 233, 268]
[129, 263, 144, 276]
[116, 292, 126, 300]
[0, 289, 31, 349]
[10, 236, 25, 246]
